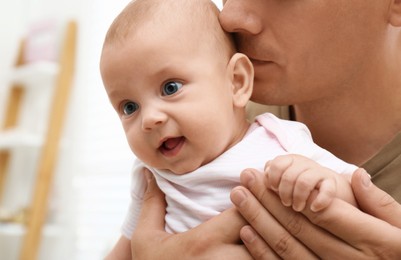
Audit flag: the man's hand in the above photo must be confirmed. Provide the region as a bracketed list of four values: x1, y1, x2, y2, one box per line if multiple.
[231, 167, 401, 259]
[131, 169, 253, 259]
[351, 168, 401, 227]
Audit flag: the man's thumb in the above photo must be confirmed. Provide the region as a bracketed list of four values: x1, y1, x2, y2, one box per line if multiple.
[136, 168, 166, 230]
[352, 168, 401, 227]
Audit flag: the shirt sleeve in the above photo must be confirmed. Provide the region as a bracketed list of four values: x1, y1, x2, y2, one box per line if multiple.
[256, 113, 358, 175]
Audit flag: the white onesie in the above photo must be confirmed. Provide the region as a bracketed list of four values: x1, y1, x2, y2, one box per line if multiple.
[121, 113, 357, 237]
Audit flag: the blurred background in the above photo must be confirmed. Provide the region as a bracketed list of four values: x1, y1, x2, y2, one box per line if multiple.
[0, 0, 222, 259]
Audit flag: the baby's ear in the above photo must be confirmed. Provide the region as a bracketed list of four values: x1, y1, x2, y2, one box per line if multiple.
[227, 53, 254, 108]
[388, 0, 401, 26]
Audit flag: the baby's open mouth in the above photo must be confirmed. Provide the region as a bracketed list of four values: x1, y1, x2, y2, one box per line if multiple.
[159, 136, 185, 156]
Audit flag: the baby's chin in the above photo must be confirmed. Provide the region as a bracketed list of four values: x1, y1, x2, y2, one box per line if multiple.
[166, 163, 202, 175]
[157, 159, 208, 175]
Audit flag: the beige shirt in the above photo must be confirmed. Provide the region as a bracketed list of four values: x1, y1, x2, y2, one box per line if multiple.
[246, 102, 401, 203]
[362, 132, 401, 203]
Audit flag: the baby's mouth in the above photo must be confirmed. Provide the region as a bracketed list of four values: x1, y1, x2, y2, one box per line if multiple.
[159, 136, 185, 156]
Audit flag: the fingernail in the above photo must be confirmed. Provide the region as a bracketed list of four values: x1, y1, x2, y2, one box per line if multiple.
[241, 170, 255, 188]
[264, 164, 276, 191]
[264, 160, 271, 171]
[360, 168, 372, 188]
[241, 226, 256, 244]
[231, 188, 247, 208]
[143, 168, 153, 182]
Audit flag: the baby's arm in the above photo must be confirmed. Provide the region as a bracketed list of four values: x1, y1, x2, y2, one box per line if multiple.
[266, 154, 356, 212]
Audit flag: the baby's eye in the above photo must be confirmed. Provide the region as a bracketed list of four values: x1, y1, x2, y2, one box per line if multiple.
[122, 101, 139, 116]
[162, 81, 183, 96]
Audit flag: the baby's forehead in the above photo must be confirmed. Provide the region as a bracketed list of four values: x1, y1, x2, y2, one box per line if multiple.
[110, 0, 218, 38]
[102, 0, 232, 61]
[134, 3, 213, 28]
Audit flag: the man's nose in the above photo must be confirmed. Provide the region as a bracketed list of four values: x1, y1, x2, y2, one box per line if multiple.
[219, 0, 262, 35]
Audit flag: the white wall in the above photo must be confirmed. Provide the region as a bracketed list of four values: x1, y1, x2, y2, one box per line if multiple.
[0, 0, 222, 259]
[1, 0, 133, 259]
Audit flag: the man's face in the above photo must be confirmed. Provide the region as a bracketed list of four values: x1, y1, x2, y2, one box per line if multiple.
[220, 0, 389, 106]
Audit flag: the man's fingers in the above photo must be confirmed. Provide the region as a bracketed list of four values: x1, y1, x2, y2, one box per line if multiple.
[240, 225, 281, 260]
[231, 170, 318, 259]
[236, 166, 401, 259]
[352, 168, 401, 227]
[192, 207, 247, 244]
[132, 169, 253, 259]
[136, 168, 166, 231]
[216, 208, 248, 243]
[132, 169, 169, 259]
[231, 185, 317, 259]
[302, 196, 401, 258]
[237, 169, 361, 259]
[173, 208, 252, 259]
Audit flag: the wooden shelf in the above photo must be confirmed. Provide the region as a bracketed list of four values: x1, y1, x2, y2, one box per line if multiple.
[0, 129, 42, 150]
[8, 61, 59, 89]
[0, 223, 61, 237]
[0, 223, 24, 236]
[0, 20, 77, 260]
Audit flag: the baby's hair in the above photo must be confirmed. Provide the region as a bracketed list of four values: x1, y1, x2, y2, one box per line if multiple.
[103, 0, 236, 60]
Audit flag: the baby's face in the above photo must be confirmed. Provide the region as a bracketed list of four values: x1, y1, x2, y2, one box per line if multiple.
[100, 22, 244, 174]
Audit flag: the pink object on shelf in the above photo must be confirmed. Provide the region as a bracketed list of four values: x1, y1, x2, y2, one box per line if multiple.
[24, 19, 59, 63]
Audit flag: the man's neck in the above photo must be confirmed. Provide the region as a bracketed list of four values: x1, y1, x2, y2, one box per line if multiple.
[294, 80, 401, 166]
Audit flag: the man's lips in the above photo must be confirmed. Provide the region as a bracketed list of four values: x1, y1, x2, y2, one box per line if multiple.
[159, 136, 185, 157]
